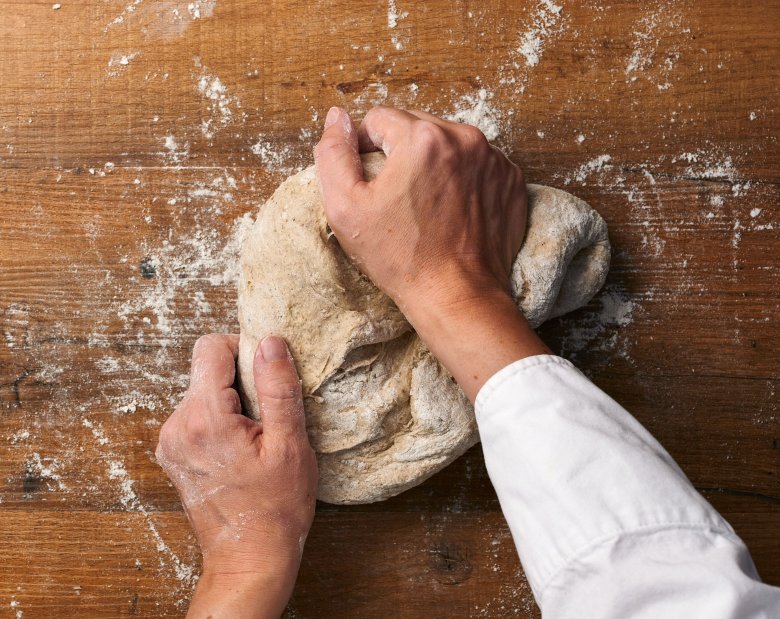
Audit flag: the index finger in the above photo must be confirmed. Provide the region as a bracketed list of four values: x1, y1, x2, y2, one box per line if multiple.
[188, 333, 240, 395]
[356, 106, 417, 155]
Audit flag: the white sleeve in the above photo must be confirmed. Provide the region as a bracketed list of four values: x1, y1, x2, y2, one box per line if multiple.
[474, 354, 780, 619]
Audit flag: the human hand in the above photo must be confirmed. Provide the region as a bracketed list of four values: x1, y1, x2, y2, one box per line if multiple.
[314, 106, 528, 322]
[315, 107, 549, 401]
[155, 334, 317, 619]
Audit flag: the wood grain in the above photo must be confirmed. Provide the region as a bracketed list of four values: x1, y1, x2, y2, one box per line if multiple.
[1, 0, 778, 616]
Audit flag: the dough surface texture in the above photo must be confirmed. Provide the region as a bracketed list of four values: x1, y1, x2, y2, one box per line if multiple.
[237, 152, 610, 504]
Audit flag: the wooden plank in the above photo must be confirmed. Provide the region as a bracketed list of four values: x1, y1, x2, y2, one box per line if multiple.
[0, 510, 538, 618]
[0, 0, 777, 615]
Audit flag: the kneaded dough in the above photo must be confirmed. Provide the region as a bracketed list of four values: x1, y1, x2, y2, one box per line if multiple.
[237, 152, 610, 504]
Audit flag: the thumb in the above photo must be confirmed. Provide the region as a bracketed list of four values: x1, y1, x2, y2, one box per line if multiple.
[253, 335, 308, 444]
[314, 106, 366, 221]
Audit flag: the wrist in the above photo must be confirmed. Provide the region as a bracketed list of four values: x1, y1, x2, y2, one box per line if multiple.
[190, 560, 300, 619]
[398, 269, 511, 340]
[398, 274, 550, 403]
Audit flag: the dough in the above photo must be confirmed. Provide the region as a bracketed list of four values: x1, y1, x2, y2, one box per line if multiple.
[237, 152, 610, 504]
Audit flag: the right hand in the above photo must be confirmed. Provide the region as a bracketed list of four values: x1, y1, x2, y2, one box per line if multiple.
[314, 106, 528, 323]
[314, 106, 550, 402]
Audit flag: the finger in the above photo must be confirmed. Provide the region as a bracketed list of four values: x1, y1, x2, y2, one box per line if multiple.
[315, 106, 366, 209]
[356, 106, 417, 155]
[253, 335, 309, 444]
[189, 334, 240, 396]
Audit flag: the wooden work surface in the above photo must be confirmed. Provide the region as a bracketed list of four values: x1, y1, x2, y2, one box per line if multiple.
[1, 0, 778, 616]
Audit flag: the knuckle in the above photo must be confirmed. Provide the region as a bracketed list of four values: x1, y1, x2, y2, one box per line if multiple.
[363, 106, 385, 124]
[193, 333, 220, 354]
[314, 135, 341, 159]
[459, 124, 489, 152]
[414, 120, 447, 152]
[183, 411, 211, 445]
[215, 388, 242, 413]
[259, 373, 302, 404]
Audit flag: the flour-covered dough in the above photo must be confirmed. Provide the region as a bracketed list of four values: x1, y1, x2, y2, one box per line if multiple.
[237, 152, 610, 504]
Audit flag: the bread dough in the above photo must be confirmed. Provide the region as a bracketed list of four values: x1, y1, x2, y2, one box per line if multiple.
[237, 152, 610, 504]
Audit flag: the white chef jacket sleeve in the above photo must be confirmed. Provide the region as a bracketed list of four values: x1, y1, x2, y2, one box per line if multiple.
[474, 354, 780, 618]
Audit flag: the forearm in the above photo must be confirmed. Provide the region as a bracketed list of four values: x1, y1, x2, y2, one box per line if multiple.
[188, 568, 297, 619]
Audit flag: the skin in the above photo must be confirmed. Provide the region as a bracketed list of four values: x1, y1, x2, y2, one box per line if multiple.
[156, 106, 550, 617]
[156, 334, 317, 618]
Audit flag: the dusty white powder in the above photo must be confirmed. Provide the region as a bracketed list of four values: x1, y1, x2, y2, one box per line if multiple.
[106, 0, 144, 28]
[567, 154, 613, 184]
[387, 0, 408, 49]
[106, 0, 215, 36]
[251, 136, 303, 175]
[560, 288, 638, 361]
[518, 0, 563, 68]
[82, 419, 110, 446]
[352, 82, 389, 108]
[107, 51, 140, 77]
[111, 458, 196, 584]
[197, 66, 239, 127]
[624, 5, 685, 87]
[387, 0, 407, 29]
[162, 134, 189, 164]
[9, 429, 30, 444]
[25, 452, 68, 491]
[444, 89, 502, 141]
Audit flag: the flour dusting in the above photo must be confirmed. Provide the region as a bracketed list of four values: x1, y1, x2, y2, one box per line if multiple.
[444, 89, 502, 141]
[560, 288, 638, 361]
[196, 64, 240, 129]
[518, 0, 563, 68]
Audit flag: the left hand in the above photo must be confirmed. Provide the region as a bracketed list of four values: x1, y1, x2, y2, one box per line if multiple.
[155, 333, 317, 618]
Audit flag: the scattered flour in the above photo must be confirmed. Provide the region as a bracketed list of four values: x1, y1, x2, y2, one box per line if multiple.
[9, 429, 31, 444]
[196, 65, 240, 128]
[387, 0, 407, 29]
[387, 0, 409, 49]
[518, 0, 563, 68]
[560, 288, 638, 361]
[251, 136, 303, 175]
[624, 5, 685, 87]
[106, 0, 144, 28]
[444, 89, 502, 141]
[352, 82, 389, 108]
[82, 418, 110, 445]
[162, 134, 190, 164]
[115, 207, 253, 344]
[107, 51, 140, 77]
[25, 452, 68, 492]
[106, 456, 196, 586]
[567, 154, 613, 184]
[187, 1, 215, 19]
[106, 0, 216, 36]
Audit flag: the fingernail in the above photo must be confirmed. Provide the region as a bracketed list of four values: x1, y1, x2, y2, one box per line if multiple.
[260, 335, 288, 362]
[324, 106, 340, 129]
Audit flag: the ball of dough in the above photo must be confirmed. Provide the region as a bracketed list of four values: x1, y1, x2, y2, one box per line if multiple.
[237, 152, 610, 504]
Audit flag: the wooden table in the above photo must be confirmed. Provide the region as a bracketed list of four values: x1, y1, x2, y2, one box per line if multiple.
[1, 0, 777, 616]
